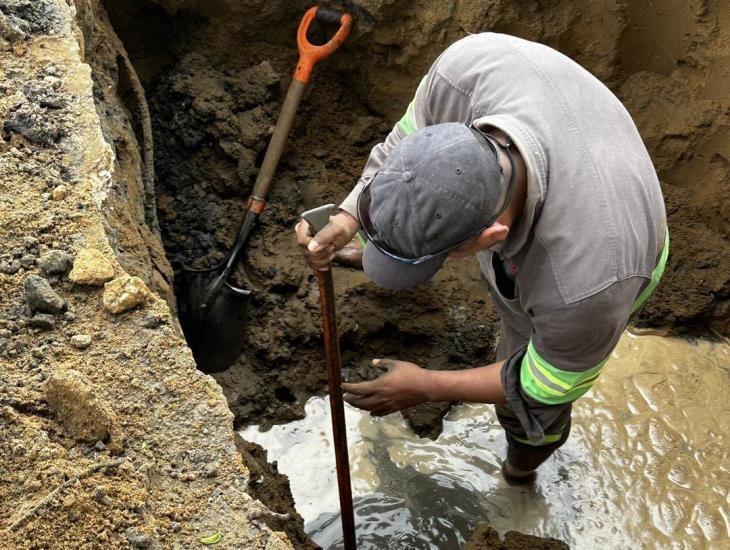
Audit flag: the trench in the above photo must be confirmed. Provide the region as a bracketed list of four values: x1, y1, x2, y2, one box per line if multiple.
[96, 0, 730, 548]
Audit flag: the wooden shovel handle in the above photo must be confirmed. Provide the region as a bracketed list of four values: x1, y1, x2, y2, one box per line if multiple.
[248, 6, 353, 208]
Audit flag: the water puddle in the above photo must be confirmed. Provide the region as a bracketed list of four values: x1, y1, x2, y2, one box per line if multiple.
[240, 333, 729, 549]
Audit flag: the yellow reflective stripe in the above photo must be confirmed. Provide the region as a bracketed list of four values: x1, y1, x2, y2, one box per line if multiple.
[511, 426, 565, 446]
[521, 343, 610, 405]
[398, 102, 416, 135]
[526, 356, 565, 398]
[632, 229, 669, 313]
[527, 345, 571, 391]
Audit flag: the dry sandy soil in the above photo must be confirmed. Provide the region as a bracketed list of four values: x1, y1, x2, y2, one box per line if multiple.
[0, 0, 728, 548]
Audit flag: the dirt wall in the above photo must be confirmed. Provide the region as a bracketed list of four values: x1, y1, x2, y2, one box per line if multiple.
[0, 0, 296, 547]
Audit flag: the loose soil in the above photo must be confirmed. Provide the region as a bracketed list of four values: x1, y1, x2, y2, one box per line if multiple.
[1, 0, 728, 548]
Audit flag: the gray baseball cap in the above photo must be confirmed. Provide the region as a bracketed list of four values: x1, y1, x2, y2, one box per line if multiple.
[357, 122, 511, 290]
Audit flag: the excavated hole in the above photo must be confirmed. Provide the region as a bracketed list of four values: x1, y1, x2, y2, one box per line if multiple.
[102, 0, 500, 437]
[97, 0, 730, 546]
[100, 1, 502, 545]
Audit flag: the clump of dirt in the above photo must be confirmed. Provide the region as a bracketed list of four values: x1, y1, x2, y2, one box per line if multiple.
[465, 524, 569, 550]
[234, 434, 318, 549]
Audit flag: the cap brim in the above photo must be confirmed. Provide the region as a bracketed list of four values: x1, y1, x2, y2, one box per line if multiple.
[362, 243, 447, 290]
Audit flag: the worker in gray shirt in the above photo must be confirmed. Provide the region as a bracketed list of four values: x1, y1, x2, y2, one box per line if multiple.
[296, 33, 668, 483]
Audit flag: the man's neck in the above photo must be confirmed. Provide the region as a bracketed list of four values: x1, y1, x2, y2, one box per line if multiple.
[490, 127, 528, 229]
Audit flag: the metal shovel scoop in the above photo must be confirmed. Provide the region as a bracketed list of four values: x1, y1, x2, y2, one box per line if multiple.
[178, 7, 353, 372]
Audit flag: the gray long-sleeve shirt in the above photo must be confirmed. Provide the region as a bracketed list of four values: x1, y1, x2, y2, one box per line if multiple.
[342, 33, 667, 444]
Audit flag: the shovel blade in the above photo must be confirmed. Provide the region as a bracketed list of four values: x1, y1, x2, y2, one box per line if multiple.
[178, 267, 251, 373]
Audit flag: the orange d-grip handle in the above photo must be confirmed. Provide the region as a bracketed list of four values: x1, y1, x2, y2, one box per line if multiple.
[294, 6, 353, 83]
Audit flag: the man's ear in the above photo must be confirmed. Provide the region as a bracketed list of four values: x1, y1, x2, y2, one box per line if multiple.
[475, 222, 509, 248]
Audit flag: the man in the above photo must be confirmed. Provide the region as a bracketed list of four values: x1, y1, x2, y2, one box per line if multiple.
[296, 33, 667, 483]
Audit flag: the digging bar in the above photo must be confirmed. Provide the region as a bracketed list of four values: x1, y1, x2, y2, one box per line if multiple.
[301, 204, 357, 550]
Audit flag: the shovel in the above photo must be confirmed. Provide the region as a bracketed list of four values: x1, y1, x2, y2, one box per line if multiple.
[301, 203, 357, 550]
[178, 7, 353, 373]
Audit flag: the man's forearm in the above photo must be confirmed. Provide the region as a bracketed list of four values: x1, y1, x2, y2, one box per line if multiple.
[422, 360, 507, 405]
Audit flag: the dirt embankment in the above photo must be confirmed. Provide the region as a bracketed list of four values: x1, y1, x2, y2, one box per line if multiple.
[0, 0, 297, 548]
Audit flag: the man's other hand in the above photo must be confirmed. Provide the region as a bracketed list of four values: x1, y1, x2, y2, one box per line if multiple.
[296, 211, 360, 271]
[342, 359, 430, 416]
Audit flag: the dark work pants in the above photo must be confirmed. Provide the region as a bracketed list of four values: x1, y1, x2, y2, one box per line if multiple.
[495, 322, 572, 471]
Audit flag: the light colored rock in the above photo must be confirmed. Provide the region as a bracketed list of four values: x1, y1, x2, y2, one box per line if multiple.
[68, 248, 114, 285]
[70, 334, 92, 349]
[45, 369, 117, 444]
[103, 275, 150, 314]
[51, 184, 68, 200]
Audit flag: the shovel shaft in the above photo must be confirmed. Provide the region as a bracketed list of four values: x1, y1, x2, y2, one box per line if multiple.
[251, 78, 307, 202]
[316, 269, 357, 550]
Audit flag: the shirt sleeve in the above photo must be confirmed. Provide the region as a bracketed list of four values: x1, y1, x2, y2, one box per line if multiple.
[501, 277, 646, 444]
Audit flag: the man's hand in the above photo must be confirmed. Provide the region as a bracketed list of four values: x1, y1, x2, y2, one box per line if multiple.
[342, 359, 431, 416]
[296, 211, 360, 271]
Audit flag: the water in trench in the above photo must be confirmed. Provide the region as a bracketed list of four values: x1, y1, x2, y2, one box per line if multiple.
[241, 333, 729, 549]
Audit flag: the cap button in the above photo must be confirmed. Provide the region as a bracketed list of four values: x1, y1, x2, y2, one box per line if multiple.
[402, 171, 413, 182]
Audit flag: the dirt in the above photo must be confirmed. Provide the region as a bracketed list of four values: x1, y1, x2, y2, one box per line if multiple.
[0, 1, 295, 548]
[1, 0, 729, 548]
[464, 525, 568, 550]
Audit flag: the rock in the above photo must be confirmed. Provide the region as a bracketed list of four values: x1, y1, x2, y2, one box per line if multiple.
[44, 369, 117, 444]
[24, 274, 65, 313]
[51, 185, 68, 200]
[0, 11, 26, 41]
[125, 527, 151, 549]
[70, 334, 92, 349]
[19, 254, 35, 269]
[28, 313, 55, 330]
[139, 314, 163, 329]
[0, 260, 21, 274]
[39, 250, 72, 275]
[68, 248, 114, 285]
[103, 275, 150, 314]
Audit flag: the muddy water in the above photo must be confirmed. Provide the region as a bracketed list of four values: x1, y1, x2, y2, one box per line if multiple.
[240, 333, 729, 549]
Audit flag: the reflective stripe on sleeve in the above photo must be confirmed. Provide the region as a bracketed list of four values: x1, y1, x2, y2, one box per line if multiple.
[631, 229, 670, 313]
[520, 341, 610, 405]
[397, 76, 427, 136]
